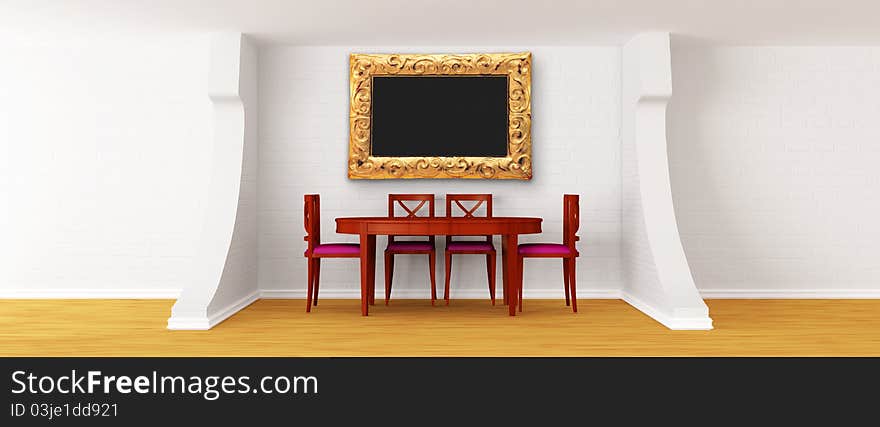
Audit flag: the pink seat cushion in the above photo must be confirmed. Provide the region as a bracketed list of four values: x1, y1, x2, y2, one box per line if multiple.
[446, 242, 494, 252]
[518, 243, 572, 256]
[310, 243, 361, 256]
[386, 241, 434, 252]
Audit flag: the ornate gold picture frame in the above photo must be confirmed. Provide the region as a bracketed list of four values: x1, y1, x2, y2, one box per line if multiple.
[349, 52, 532, 179]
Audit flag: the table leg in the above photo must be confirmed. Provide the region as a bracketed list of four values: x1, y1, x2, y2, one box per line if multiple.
[361, 234, 376, 316]
[367, 235, 376, 306]
[501, 237, 509, 305]
[504, 234, 519, 316]
[359, 234, 370, 316]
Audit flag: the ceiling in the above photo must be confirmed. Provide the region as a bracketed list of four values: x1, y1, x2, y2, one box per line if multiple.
[3, 0, 880, 46]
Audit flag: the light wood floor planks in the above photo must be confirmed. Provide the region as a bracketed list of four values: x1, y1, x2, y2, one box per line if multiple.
[1, 299, 879, 356]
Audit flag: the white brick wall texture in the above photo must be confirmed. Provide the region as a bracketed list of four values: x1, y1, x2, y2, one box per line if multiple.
[10, 38, 876, 300]
[669, 46, 880, 294]
[258, 46, 623, 297]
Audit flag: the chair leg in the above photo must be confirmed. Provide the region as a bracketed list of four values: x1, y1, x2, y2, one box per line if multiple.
[562, 258, 571, 306]
[487, 252, 496, 305]
[384, 252, 394, 305]
[569, 258, 578, 313]
[444, 252, 452, 305]
[517, 255, 524, 312]
[313, 259, 321, 306]
[306, 258, 315, 312]
[429, 251, 437, 305]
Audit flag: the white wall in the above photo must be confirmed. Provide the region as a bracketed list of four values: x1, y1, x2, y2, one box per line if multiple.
[0, 33, 212, 296]
[620, 33, 710, 329]
[206, 34, 260, 316]
[669, 46, 880, 296]
[258, 46, 622, 298]
[168, 33, 259, 329]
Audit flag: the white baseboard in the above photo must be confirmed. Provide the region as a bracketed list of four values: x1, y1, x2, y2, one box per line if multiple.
[166, 316, 211, 330]
[700, 289, 880, 299]
[6, 287, 877, 300]
[621, 291, 714, 330]
[0, 288, 181, 299]
[259, 288, 622, 299]
[166, 291, 259, 330]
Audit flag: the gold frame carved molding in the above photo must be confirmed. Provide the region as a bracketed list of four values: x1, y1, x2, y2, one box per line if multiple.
[348, 52, 532, 180]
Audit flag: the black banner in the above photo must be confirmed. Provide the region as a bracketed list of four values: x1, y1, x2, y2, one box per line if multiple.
[2, 358, 876, 425]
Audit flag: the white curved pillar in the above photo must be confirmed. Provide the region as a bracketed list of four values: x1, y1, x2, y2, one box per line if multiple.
[167, 33, 259, 329]
[621, 33, 712, 330]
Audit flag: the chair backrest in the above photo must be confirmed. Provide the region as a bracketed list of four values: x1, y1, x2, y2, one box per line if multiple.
[388, 194, 435, 243]
[304, 194, 320, 255]
[445, 194, 493, 244]
[562, 194, 580, 251]
[388, 194, 435, 218]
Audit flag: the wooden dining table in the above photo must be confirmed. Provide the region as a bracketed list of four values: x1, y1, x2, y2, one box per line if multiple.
[336, 216, 543, 316]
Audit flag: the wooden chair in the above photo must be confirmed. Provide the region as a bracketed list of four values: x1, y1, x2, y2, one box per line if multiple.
[384, 194, 437, 305]
[303, 194, 360, 312]
[517, 194, 580, 313]
[443, 194, 496, 305]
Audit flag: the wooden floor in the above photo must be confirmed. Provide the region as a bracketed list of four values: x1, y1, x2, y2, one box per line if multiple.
[1, 299, 879, 356]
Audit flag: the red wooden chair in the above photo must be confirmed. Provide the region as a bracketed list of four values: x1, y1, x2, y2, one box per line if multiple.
[384, 194, 437, 305]
[517, 194, 580, 313]
[443, 194, 496, 305]
[303, 194, 360, 312]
